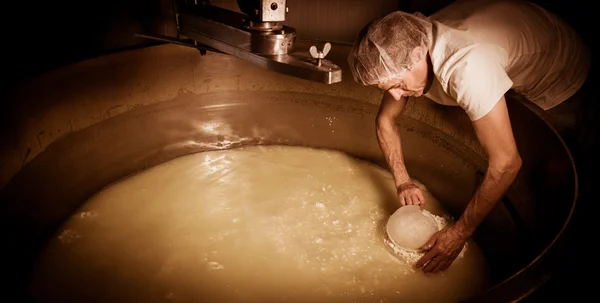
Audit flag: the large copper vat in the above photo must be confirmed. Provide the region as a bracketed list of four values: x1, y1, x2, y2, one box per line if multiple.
[0, 42, 577, 302]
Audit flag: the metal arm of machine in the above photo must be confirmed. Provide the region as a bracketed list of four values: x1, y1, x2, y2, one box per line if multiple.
[135, 0, 342, 84]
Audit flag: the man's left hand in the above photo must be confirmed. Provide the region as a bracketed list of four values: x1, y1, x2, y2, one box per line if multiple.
[415, 225, 468, 274]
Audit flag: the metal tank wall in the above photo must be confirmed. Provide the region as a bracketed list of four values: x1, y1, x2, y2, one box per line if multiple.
[0, 42, 579, 302]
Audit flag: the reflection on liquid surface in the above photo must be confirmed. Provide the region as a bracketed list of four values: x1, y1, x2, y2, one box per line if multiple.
[29, 145, 489, 303]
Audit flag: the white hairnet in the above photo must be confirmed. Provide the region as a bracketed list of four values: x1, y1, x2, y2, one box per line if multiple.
[348, 11, 433, 86]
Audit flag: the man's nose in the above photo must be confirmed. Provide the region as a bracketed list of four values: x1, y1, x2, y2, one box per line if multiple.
[388, 88, 405, 100]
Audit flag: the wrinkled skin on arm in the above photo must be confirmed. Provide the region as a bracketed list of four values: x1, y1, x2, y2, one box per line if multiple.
[415, 96, 523, 274]
[376, 91, 426, 209]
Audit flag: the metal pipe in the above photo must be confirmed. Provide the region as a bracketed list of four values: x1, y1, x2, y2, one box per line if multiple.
[133, 33, 220, 54]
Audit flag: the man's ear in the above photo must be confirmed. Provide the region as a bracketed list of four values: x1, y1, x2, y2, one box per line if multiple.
[410, 46, 426, 63]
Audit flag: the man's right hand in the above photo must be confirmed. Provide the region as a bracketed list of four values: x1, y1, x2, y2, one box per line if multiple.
[376, 92, 420, 209]
[397, 182, 426, 209]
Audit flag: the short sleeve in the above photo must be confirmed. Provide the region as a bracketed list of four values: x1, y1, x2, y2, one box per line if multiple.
[446, 49, 513, 121]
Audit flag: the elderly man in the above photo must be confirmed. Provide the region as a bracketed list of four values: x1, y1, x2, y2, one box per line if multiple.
[348, 0, 590, 274]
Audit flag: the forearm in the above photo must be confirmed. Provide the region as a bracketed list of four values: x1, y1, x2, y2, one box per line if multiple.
[454, 157, 522, 237]
[376, 118, 411, 187]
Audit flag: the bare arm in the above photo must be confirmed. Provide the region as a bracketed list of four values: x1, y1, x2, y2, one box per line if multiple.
[454, 96, 522, 236]
[416, 96, 522, 274]
[376, 92, 426, 208]
[375, 91, 411, 187]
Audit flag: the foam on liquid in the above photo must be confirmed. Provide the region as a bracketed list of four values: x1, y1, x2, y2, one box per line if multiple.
[28, 145, 490, 303]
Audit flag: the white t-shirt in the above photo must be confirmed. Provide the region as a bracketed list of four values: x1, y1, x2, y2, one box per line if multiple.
[424, 0, 590, 121]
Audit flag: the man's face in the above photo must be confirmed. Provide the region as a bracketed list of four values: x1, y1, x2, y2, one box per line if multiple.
[377, 55, 430, 100]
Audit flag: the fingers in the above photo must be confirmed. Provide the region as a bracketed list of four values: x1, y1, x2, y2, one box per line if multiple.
[397, 189, 426, 209]
[419, 233, 437, 253]
[438, 258, 453, 272]
[415, 248, 436, 269]
[411, 195, 423, 209]
[423, 256, 442, 274]
[439, 251, 460, 271]
[407, 195, 423, 207]
[399, 195, 420, 207]
[417, 250, 459, 275]
[414, 230, 462, 275]
[417, 253, 452, 275]
[417, 191, 426, 209]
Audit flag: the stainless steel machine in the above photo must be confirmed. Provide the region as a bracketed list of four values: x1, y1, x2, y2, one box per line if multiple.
[136, 0, 342, 84]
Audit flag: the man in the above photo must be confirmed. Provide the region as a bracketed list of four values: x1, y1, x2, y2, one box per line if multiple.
[347, 0, 590, 274]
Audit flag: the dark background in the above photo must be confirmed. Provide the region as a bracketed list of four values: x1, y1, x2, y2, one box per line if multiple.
[0, 0, 595, 302]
